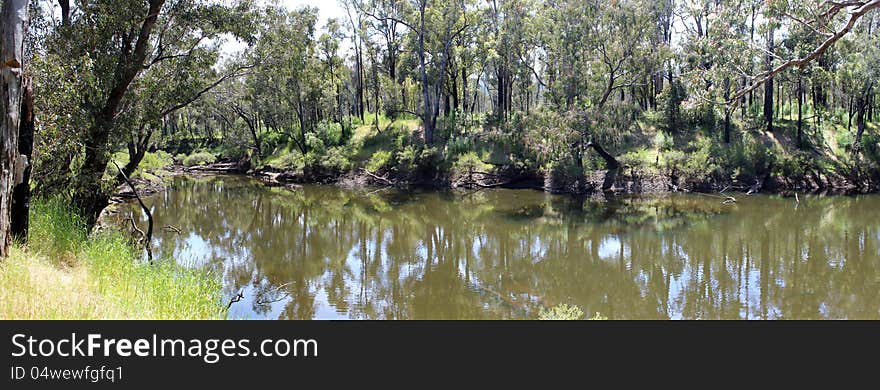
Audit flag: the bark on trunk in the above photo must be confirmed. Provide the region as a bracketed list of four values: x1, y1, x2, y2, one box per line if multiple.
[11, 75, 33, 242]
[764, 26, 775, 133]
[0, 0, 29, 257]
[73, 0, 166, 227]
[796, 75, 803, 148]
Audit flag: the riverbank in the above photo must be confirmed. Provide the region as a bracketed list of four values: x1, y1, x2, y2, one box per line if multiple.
[0, 199, 225, 319]
[170, 158, 872, 197]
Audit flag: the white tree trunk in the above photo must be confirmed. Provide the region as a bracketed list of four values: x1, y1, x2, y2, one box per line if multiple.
[1, 0, 29, 257]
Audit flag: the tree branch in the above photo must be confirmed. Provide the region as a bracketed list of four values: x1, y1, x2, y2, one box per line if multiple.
[730, 0, 880, 106]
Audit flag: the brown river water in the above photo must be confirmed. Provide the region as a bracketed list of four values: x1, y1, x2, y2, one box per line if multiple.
[116, 174, 880, 319]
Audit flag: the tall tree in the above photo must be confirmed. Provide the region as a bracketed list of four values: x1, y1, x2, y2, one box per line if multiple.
[0, 0, 30, 257]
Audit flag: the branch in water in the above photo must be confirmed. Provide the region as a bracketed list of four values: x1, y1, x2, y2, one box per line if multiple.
[112, 160, 153, 263]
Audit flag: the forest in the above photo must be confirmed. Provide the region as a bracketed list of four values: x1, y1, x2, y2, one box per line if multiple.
[1, 0, 879, 319]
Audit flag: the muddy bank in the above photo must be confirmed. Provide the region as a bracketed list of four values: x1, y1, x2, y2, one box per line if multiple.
[114, 159, 877, 203]
[247, 162, 876, 196]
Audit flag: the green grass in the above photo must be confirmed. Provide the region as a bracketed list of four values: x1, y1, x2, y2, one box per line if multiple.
[0, 198, 225, 319]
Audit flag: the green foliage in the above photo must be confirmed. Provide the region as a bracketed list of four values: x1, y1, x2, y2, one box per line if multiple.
[773, 152, 813, 183]
[618, 148, 658, 177]
[396, 145, 421, 174]
[538, 304, 585, 320]
[661, 138, 717, 186]
[323, 146, 353, 172]
[174, 153, 187, 165]
[452, 151, 492, 175]
[658, 80, 687, 133]
[653, 131, 674, 151]
[366, 150, 393, 173]
[183, 151, 217, 167]
[141, 151, 173, 171]
[837, 129, 854, 150]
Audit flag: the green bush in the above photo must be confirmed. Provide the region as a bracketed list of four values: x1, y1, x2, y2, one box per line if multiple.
[396, 145, 420, 174]
[661, 138, 717, 186]
[366, 150, 392, 173]
[182, 151, 217, 167]
[836, 129, 854, 150]
[653, 131, 674, 151]
[321, 146, 353, 173]
[452, 151, 492, 175]
[618, 148, 657, 177]
[139, 150, 173, 171]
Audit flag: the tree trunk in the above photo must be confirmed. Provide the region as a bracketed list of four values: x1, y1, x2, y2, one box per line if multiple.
[0, 0, 29, 257]
[586, 141, 619, 191]
[723, 77, 731, 143]
[11, 76, 33, 242]
[853, 84, 873, 157]
[73, 0, 165, 227]
[848, 96, 854, 131]
[796, 74, 803, 148]
[764, 25, 775, 132]
[417, 1, 433, 145]
[58, 0, 70, 26]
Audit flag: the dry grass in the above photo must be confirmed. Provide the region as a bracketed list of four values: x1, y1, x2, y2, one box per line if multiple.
[0, 198, 225, 320]
[0, 248, 110, 319]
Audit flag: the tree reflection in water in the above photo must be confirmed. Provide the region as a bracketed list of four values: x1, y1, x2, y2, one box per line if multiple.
[115, 175, 880, 319]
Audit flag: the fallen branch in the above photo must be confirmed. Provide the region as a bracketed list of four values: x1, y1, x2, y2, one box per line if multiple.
[254, 282, 294, 306]
[361, 168, 395, 186]
[123, 216, 146, 241]
[113, 161, 153, 263]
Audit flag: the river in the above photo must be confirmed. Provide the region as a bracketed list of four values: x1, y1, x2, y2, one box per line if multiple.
[115, 174, 880, 319]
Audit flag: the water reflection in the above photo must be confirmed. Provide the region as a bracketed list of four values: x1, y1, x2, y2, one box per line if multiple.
[116, 175, 880, 319]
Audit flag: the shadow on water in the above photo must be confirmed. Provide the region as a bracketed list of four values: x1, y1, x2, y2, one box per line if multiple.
[115, 175, 880, 319]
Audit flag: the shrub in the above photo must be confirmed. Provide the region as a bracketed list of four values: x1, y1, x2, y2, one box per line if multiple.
[366, 150, 392, 173]
[321, 146, 353, 173]
[396, 145, 419, 173]
[139, 150, 173, 171]
[618, 148, 657, 177]
[660, 138, 717, 187]
[653, 131, 674, 151]
[182, 151, 217, 167]
[836, 129, 854, 150]
[452, 151, 492, 175]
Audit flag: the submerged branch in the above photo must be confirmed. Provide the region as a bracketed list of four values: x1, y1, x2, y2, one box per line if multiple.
[112, 160, 153, 263]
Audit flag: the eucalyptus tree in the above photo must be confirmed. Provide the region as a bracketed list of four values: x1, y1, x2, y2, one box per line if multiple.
[244, 5, 324, 154]
[678, 0, 759, 142]
[318, 19, 347, 136]
[541, 0, 656, 189]
[32, 0, 257, 225]
[0, 0, 30, 257]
